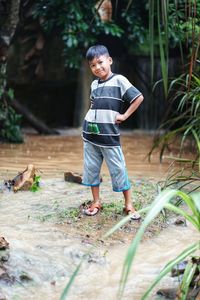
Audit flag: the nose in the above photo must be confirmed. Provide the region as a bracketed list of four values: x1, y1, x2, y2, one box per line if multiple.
[95, 63, 101, 70]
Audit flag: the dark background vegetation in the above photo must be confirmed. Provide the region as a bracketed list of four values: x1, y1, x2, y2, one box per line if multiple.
[0, 0, 199, 143]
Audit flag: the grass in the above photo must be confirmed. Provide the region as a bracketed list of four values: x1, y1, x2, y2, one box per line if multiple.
[35, 178, 171, 244]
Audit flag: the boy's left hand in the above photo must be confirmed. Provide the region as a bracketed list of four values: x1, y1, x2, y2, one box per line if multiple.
[115, 95, 144, 124]
[115, 113, 126, 124]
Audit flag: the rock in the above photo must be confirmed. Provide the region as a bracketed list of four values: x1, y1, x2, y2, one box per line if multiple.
[13, 164, 36, 192]
[64, 172, 103, 184]
[0, 237, 9, 250]
[171, 260, 188, 277]
[3, 164, 36, 192]
[187, 286, 200, 299]
[157, 288, 177, 299]
[0, 250, 9, 262]
[64, 172, 82, 184]
[0, 266, 15, 284]
[174, 217, 186, 226]
[0, 266, 6, 278]
[19, 272, 32, 282]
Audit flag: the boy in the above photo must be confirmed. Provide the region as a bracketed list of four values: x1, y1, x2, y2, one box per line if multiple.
[82, 45, 143, 220]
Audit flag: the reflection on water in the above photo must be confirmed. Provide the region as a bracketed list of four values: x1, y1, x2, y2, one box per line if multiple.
[0, 130, 198, 299]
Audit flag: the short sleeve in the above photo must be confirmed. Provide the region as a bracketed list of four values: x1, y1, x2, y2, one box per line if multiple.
[123, 86, 142, 103]
[117, 75, 142, 103]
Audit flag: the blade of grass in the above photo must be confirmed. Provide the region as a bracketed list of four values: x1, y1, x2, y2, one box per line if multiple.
[118, 189, 200, 299]
[157, 0, 168, 98]
[60, 260, 82, 300]
[165, 202, 199, 230]
[103, 206, 150, 239]
[118, 189, 179, 299]
[178, 260, 197, 300]
[149, 0, 155, 86]
[191, 193, 200, 213]
[141, 242, 199, 300]
[171, 190, 199, 216]
[192, 130, 200, 172]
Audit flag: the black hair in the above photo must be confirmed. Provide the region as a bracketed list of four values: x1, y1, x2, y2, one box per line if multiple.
[86, 45, 110, 61]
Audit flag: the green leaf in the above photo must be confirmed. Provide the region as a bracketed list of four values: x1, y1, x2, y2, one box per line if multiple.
[60, 261, 82, 300]
[179, 260, 197, 300]
[118, 190, 200, 299]
[141, 242, 199, 300]
[30, 176, 41, 192]
[7, 88, 14, 100]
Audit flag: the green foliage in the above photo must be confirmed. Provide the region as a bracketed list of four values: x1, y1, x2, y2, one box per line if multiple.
[116, 189, 200, 299]
[158, 157, 200, 196]
[0, 99, 23, 143]
[167, 1, 200, 49]
[142, 243, 199, 300]
[33, 0, 200, 70]
[148, 2, 200, 198]
[149, 0, 200, 96]
[34, 0, 124, 68]
[177, 257, 199, 300]
[57, 207, 80, 221]
[149, 71, 200, 192]
[161, 71, 200, 144]
[0, 64, 23, 143]
[30, 175, 41, 192]
[121, 1, 148, 44]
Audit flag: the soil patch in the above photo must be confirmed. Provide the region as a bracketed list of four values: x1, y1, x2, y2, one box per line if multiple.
[37, 177, 169, 246]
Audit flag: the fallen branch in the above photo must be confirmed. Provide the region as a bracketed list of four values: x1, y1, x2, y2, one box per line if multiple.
[9, 97, 59, 135]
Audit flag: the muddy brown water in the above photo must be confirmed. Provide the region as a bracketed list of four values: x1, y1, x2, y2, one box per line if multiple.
[0, 130, 174, 180]
[0, 130, 199, 300]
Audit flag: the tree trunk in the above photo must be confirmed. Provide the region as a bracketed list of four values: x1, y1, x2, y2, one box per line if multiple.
[9, 97, 59, 135]
[0, 0, 20, 41]
[1, 0, 59, 135]
[73, 60, 92, 127]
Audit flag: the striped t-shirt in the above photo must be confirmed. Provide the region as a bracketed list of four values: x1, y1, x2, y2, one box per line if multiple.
[82, 73, 142, 147]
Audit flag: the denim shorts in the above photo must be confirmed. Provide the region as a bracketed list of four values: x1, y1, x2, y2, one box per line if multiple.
[82, 141, 131, 192]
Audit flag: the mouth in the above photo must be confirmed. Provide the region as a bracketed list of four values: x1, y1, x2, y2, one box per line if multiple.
[96, 70, 105, 76]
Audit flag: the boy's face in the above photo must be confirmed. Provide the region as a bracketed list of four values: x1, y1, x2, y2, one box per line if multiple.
[89, 55, 113, 80]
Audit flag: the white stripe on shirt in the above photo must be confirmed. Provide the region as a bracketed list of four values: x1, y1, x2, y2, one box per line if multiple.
[85, 109, 118, 124]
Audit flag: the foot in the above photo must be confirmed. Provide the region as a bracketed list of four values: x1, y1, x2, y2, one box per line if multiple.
[84, 202, 102, 216]
[124, 207, 141, 221]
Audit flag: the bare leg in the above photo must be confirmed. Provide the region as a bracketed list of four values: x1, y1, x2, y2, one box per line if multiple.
[123, 188, 137, 212]
[84, 186, 101, 216]
[123, 189, 141, 220]
[91, 186, 101, 204]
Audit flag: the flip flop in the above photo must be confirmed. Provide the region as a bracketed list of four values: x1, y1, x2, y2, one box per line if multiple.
[124, 208, 141, 221]
[84, 203, 102, 216]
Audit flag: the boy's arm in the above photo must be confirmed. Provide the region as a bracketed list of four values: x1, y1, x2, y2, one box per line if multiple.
[115, 95, 144, 124]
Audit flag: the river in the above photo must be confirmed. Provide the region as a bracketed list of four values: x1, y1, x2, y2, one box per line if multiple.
[0, 130, 199, 300]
